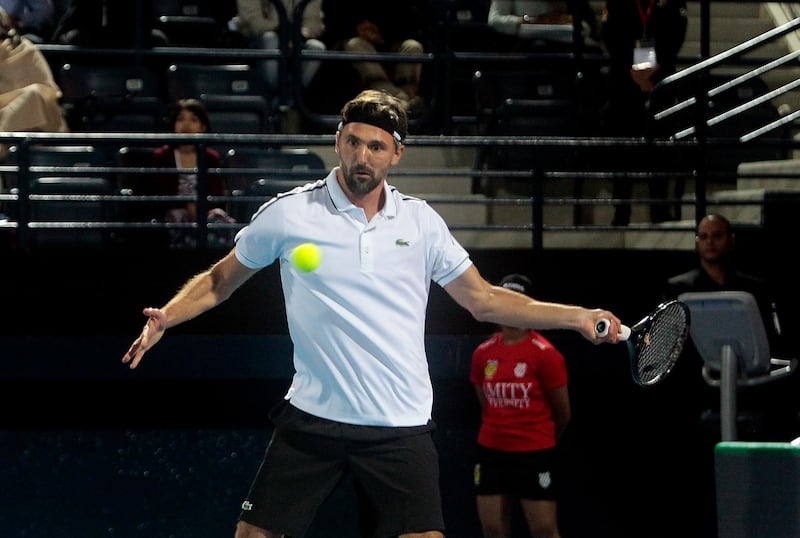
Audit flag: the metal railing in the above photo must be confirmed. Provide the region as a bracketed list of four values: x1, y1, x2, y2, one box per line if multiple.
[2, 130, 796, 253]
[2, 1, 800, 252]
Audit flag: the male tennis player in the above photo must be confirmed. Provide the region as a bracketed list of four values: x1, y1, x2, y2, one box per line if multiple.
[121, 89, 624, 538]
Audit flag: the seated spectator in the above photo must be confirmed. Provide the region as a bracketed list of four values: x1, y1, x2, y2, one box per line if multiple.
[234, 0, 326, 93]
[320, 0, 428, 112]
[487, 0, 600, 52]
[0, 0, 56, 43]
[0, 7, 68, 161]
[151, 99, 234, 249]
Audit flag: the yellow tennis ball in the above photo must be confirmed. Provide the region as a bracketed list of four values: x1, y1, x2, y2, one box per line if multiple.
[291, 242, 321, 272]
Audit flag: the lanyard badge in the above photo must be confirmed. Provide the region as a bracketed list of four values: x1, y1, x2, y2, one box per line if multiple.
[633, 39, 656, 70]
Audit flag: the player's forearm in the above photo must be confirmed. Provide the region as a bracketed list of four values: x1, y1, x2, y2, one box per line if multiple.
[448, 266, 607, 335]
[521, 301, 588, 331]
[158, 271, 220, 329]
[159, 251, 251, 329]
[478, 292, 586, 331]
[160, 263, 239, 329]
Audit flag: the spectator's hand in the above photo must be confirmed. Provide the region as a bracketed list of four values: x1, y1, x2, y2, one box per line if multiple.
[122, 307, 167, 369]
[630, 65, 659, 93]
[0, 33, 16, 61]
[208, 207, 235, 224]
[356, 20, 384, 46]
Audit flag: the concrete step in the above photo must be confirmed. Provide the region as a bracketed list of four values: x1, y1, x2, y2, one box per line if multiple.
[694, 187, 769, 224]
[684, 17, 776, 43]
[548, 223, 697, 250]
[424, 194, 491, 227]
[683, 1, 787, 60]
[737, 158, 800, 190]
[452, 225, 700, 251]
[686, 2, 765, 19]
[681, 40, 789, 59]
[678, 179, 798, 227]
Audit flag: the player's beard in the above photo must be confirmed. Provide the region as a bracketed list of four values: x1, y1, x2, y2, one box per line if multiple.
[342, 162, 382, 195]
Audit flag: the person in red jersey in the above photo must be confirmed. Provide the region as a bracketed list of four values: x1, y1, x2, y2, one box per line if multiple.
[470, 273, 571, 538]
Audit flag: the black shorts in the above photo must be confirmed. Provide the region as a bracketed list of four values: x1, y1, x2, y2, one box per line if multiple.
[238, 402, 445, 537]
[473, 445, 559, 501]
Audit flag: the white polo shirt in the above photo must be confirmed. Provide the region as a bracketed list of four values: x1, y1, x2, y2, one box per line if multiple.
[234, 168, 473, 427]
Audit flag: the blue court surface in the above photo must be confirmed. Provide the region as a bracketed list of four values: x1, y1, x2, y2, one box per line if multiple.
[0, 427, 484, 537]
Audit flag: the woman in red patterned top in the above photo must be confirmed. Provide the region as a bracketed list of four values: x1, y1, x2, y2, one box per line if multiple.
[151, 98, 234, 248]
[470, 273, 571, 538]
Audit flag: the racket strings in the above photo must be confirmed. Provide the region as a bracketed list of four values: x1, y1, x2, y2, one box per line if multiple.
[633, 303, 690, 385]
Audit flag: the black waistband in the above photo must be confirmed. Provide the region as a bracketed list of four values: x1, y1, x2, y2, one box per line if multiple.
[269, 399, 435, 442]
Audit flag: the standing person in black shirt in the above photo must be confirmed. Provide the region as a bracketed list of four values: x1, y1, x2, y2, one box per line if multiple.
[600, 0, 688, 226]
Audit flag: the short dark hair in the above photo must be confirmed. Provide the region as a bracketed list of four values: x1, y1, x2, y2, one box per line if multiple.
[167, 98, 211, 132]
[499, 273, 533, 297]
[338, 90, 408, 144]
[697, 213, 732, 235]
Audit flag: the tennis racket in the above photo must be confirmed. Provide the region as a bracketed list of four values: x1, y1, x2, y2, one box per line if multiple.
[595, 300, 690, 386]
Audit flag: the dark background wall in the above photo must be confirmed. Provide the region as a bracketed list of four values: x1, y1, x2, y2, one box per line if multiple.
[1, 242, 798, 537]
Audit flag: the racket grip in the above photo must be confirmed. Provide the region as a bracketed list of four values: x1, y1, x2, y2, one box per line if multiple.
[595, 319, 631, 340]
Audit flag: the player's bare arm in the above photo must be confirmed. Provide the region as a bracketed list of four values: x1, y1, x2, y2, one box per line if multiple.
[122, 250, 259, 369]
[444, 265, 622, 343]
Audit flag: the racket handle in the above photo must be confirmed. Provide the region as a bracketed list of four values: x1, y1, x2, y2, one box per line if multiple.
[595, 319, 631, 340]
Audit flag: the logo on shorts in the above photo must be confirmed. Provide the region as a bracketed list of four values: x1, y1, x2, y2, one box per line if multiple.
[539, 472, 552, 489]
[241, 500, 253, 511]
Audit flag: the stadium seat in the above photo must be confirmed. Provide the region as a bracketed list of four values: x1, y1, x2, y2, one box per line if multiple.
[471, 69, 585, 195]
[3, 144, 110, 191]
[26, 175, 118, 247]
[224, 147, 326, 221]
[2, 144, 119, 246]
[165, 63, 276, 133]
[58, 63, 166, 133]
[151, 0, 229, 47]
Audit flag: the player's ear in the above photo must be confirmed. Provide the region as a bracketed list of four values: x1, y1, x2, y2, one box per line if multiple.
[391, 144, 404, 164]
